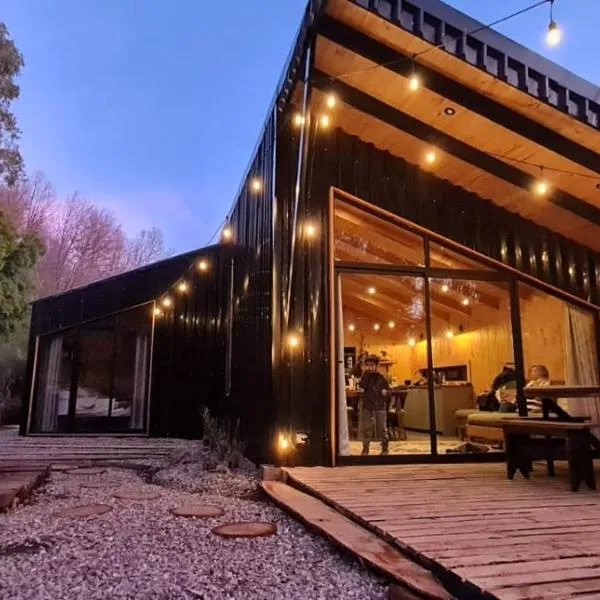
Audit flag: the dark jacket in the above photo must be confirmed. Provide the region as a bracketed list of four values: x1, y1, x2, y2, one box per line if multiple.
[491, 368, 516, 391]
[360, 372, 389, 411]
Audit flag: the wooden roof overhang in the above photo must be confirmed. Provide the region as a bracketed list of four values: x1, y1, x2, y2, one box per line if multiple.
[310, 0, 600, 251]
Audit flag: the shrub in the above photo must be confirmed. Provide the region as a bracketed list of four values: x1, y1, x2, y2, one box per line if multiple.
[200, 407, 246, 471]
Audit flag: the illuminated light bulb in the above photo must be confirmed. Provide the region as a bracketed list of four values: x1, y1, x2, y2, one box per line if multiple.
[326, 93, 336, 109]
[278, 434, 290, 452]
[441, 284, 449, 293]
[293, 113, 305, 127]
[287, 334, 300, 349]
[348, 324, 356, 332]
[425, 150, 437, 165]
[320, 114, 330, 129]
[408, 338, 416, 347]
[367, 286, 376, 295]
[408, 73, 421, 91]
[388, 321, 395, 329]
[534, 180, 549, 196]
[162, 296, 172, 308]
[373, 323, 381, 331]
[461, 298, 470, 306]
[177, 281, 188, 293]
[154, 307, 162, 317]
[198, 260, 208, 272]
[446, 329, 454, 339]
[305, 223, 316, 238]
[251, 178, 262, 193]
[222, 227, 233, 241]
[546, 21, 561, 46]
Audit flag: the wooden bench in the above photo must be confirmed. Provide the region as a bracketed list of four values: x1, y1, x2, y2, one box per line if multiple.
[499, 419, 597, 492]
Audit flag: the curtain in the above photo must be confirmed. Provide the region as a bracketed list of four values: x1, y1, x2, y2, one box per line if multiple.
[336, 276, 350, 456]
[37, 336, 63, 432]
[564, 305, 600, 431]
[130, 334, 149, 430]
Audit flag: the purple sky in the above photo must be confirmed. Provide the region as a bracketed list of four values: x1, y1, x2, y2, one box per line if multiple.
[3, 0, 597, 254]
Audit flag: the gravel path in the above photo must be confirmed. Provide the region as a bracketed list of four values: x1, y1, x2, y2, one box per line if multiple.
[0, 450, 388, 599]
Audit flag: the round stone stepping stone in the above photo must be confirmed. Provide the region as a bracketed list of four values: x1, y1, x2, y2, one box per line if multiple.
[80, 482, 117, 490]
[212, 522, 277, 538]
[113, 490, 160, 501]
[56, 504, 113, 518]
[170, 505, 224, 519]
[66, 467, 106, 476]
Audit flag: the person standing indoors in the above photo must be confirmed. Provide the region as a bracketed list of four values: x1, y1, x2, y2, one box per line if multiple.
[359, 355, 390, 456]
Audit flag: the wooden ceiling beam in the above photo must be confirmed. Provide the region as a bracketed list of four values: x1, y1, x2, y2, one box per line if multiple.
[312, 68, 600, 228]
[318, 16, 600, 178]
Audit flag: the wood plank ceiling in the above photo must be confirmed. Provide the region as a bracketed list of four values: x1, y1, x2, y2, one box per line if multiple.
[314, 0, 600, 251]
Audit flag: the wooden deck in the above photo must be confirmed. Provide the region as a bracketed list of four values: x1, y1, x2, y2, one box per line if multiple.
[284, 462, 600, 600]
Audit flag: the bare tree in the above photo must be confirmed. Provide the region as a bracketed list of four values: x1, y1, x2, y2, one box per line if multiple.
[122, 227, 167, 271]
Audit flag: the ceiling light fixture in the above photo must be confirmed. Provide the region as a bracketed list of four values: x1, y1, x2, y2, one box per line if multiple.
[388, 321, 395, 329]
[320, 114, 330, 129]
[367, 286, 376, 295]
[446, 329, 454, 339]
[425, 150, 437, 165]
[373, 323, 381, 331]
[408, 338, 416, 347]
[444, 107, 456, 116]
[326, 93, 336, 109]
[441, 284, 449, 293]
[534, 167, 549, 196]
[348, 324, 356, 332]
[461, 298, 470, 306]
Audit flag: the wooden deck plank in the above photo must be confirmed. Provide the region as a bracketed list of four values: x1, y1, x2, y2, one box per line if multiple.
[285, 463, 600, 600]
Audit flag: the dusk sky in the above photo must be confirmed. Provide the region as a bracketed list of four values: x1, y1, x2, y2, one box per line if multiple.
[3, 1, 598, 254]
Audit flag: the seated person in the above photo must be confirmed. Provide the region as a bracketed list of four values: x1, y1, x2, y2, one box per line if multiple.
[358, 355, 390, 456]
[498, 364, 551, 413]
[477, 362, 516, 411]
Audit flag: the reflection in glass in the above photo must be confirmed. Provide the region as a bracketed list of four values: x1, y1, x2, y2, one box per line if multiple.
[430, 242, 492, 271]
[334, 200, 425, 267]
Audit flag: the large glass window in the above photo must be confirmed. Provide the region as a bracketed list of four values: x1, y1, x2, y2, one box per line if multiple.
[30, 304, 152, 433]
[338, 272, 431, 456]
[335, 199, 425, 267]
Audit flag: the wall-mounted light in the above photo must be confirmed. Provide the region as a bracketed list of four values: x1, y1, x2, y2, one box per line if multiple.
[177, 281, 188, 293]
[278, 433, 291, 454]
[446, 329, 454, 339]
[408, 338, 416, 347]
[198, 259, 209, 272]
[162, 296, 172, 308]
[154, 307, 162, 317]
[287, 334, 300, 349]
[326, 93, 337, 109]
[319, 114, 331, 129]
[222, 227, 233, 242]
[461, 298, 470, 306]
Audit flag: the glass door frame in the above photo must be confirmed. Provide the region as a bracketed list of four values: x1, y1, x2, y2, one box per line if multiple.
[333, 258, 526, 464]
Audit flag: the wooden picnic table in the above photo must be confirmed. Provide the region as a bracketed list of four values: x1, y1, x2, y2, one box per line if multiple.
[524, 385, 600, 421]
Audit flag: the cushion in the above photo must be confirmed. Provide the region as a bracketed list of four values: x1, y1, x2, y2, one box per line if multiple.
[455, 409, 479, 419]
[467, 412, 520, 427]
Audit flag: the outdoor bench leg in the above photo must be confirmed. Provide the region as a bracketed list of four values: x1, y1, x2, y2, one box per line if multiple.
[566, 432, 596, 492]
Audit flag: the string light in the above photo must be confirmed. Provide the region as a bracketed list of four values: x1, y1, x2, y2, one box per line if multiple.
[408, 338, 416, 347]
[425, 150, 437, 165]
[177, 281, 188, 293]
[198, 260, 208, 272]
[222, 227, 233, 242]
[326, 93, 337, 109]
[287, 334, 300, 349]
[546, 0, 561, 46]
[348, 324, 356, 332]
[304, 223, 317, 238]
[408, 58, 421, 91]
[373, 323, 381, 331]
[251, 178, 262, 193]
[319, 114, 331, 129]
[293, 113, 305, 127]
[367, 286, 376, 295]
[162, 296, 172, 308]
